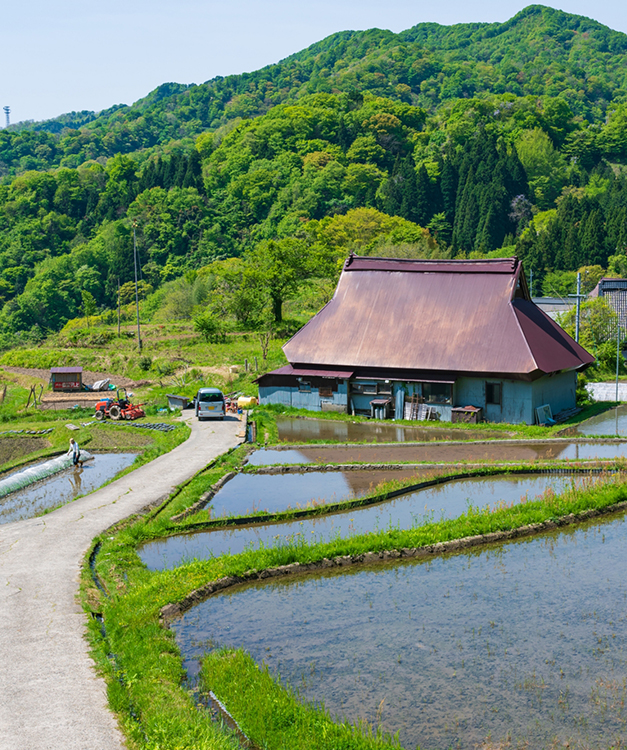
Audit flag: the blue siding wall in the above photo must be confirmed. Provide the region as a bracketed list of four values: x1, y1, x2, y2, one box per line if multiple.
[261, 373, 577, 424]
[259, 383, 348, 412]
[456, 377, 534, 424]
[532, 371, 577, 418]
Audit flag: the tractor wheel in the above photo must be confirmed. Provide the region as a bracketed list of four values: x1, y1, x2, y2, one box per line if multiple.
[109, 405, 122, 420]
[95, 410, 105, 421]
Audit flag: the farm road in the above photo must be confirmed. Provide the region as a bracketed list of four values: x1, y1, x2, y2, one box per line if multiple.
[0, 414, 243, 750]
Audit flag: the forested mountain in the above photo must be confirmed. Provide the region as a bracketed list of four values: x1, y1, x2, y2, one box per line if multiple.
[3, 4, 627, 176]
[2, 5, 627, 345]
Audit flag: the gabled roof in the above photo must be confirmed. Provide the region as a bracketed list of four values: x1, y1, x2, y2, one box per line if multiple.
[282, 256, 594, 380]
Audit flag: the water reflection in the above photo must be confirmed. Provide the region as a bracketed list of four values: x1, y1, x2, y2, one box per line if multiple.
[0, 452, 137, 524]
[248, 440, 627, 465]
[205, 468, 440, 517]
[174, 512, 627, 750]
[575, 405, 627, 436]
[139, 473, 606, 571]
[276, 417, 503, 443]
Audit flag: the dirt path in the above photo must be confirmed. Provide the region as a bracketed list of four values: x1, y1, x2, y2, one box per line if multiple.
[0, 413, 243, 750]
[1, 365, 147, 389]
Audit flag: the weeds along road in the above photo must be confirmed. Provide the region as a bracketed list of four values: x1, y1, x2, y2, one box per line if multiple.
[0, 413, 243, 750]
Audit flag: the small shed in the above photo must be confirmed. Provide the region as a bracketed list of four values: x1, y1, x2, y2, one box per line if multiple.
[50, 367, 83, 392]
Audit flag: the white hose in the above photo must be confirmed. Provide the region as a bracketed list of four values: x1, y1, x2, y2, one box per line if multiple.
[0, 451, 94, 499]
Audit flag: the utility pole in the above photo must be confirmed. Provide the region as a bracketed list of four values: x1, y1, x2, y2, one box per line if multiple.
[616, 311, 621, 404]
[133, 221, 142, 351]
[568, 272, 586, 343]
[529, 268, 533, 298]
[117, 277, 121, 337]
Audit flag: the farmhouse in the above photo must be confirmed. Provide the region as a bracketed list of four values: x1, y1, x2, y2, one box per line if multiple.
[257, 256, 595, 425]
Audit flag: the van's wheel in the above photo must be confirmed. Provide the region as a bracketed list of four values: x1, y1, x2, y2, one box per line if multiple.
[109, 405, 121, 420]
[95, 410, 105, 421]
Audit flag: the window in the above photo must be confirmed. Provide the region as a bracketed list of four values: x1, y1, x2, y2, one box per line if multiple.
[298, 380, 311, 392]
[486, 382, 502, 406]
[351, 382, 378, 395]
[351, 381, 392, 396]
[422, 383, 452, 404]
[319, 385, 333, 398]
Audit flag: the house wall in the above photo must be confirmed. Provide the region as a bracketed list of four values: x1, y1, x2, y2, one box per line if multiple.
[455, 377, 534, 424]
[260, 372, 577, 424]
[531, 371, 577, 418]
[455, 372, 577, 424]
[258, 382, 348, 412]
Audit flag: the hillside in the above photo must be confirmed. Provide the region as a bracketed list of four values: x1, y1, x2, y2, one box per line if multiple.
[2, 5, 627, 176]
[2, 5, 627, 349]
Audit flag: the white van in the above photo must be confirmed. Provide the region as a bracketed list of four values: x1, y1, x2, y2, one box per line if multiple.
[194, 388, 226, 420]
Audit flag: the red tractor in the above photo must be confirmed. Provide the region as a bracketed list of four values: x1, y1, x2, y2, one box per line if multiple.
[95, 389, 145, 421]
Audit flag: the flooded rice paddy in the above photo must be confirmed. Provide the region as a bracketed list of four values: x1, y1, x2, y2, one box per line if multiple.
[139, 473, 605, 570]
[576, 404, 627, 436]
[174, 511, 627, 750]
[247, 439, 627, 465]
[204, 467, 443, 518]
[275, 417, 504, 443]
[0, 452, 137, 524]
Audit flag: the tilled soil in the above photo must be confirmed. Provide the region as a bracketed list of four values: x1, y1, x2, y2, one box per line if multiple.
[0, 366, 147, 389]
[0, 438, 49, 469]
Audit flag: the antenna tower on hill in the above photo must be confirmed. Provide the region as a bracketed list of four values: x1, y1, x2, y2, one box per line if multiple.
[3, 106, 9, 128]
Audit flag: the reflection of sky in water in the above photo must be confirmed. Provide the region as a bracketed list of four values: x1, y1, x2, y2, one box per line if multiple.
[175, 513, 627, 750]
[576, 405, 627, 436]
[0, 453, 137, 524]
[139, 473, 604, 570]
[248, 441, 627, 465]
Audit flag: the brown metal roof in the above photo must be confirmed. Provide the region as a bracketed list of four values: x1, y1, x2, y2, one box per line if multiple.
[50, 367, 83, 374]
[283, 256, 594, 379]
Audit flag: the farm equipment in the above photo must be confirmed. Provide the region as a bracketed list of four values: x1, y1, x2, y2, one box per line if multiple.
[95, 389, 145, 421]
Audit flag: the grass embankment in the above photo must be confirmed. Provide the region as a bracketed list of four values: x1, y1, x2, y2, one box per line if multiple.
[83, 438, 627, 750]
[201, 649, 400, 750]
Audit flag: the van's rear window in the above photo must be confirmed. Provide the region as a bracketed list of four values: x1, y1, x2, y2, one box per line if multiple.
[198, 392, 223, 402]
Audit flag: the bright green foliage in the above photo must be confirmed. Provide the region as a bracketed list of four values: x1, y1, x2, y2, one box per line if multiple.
[558, 297, 618, 349]
[5, 6, 627, 175]
[201, 649, 401, 749]
[5, 9, 627, 341]
[192, 312, 227, 343]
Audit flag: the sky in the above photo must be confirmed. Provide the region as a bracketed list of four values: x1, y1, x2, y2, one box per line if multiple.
[3, 0, 627, 124]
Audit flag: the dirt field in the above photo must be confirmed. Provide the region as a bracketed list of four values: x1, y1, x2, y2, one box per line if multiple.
[86, 428, 153, 450]
[0, 437, 50, 469]
[0, 366, 147, 389]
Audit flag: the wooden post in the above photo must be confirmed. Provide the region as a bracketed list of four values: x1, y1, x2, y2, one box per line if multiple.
[254, 357, 258, 372]
[245, 359, 249, 372]
[0, 385, 6, 404]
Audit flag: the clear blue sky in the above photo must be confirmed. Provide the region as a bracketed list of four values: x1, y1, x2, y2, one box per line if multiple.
[3, 0, 627, 124]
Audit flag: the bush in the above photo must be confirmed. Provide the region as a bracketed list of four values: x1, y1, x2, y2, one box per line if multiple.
[193, 312, 228, 343]
[138, 355, 153, 372]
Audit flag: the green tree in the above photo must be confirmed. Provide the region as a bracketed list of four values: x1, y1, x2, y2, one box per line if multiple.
[244, 238, 307, 322]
